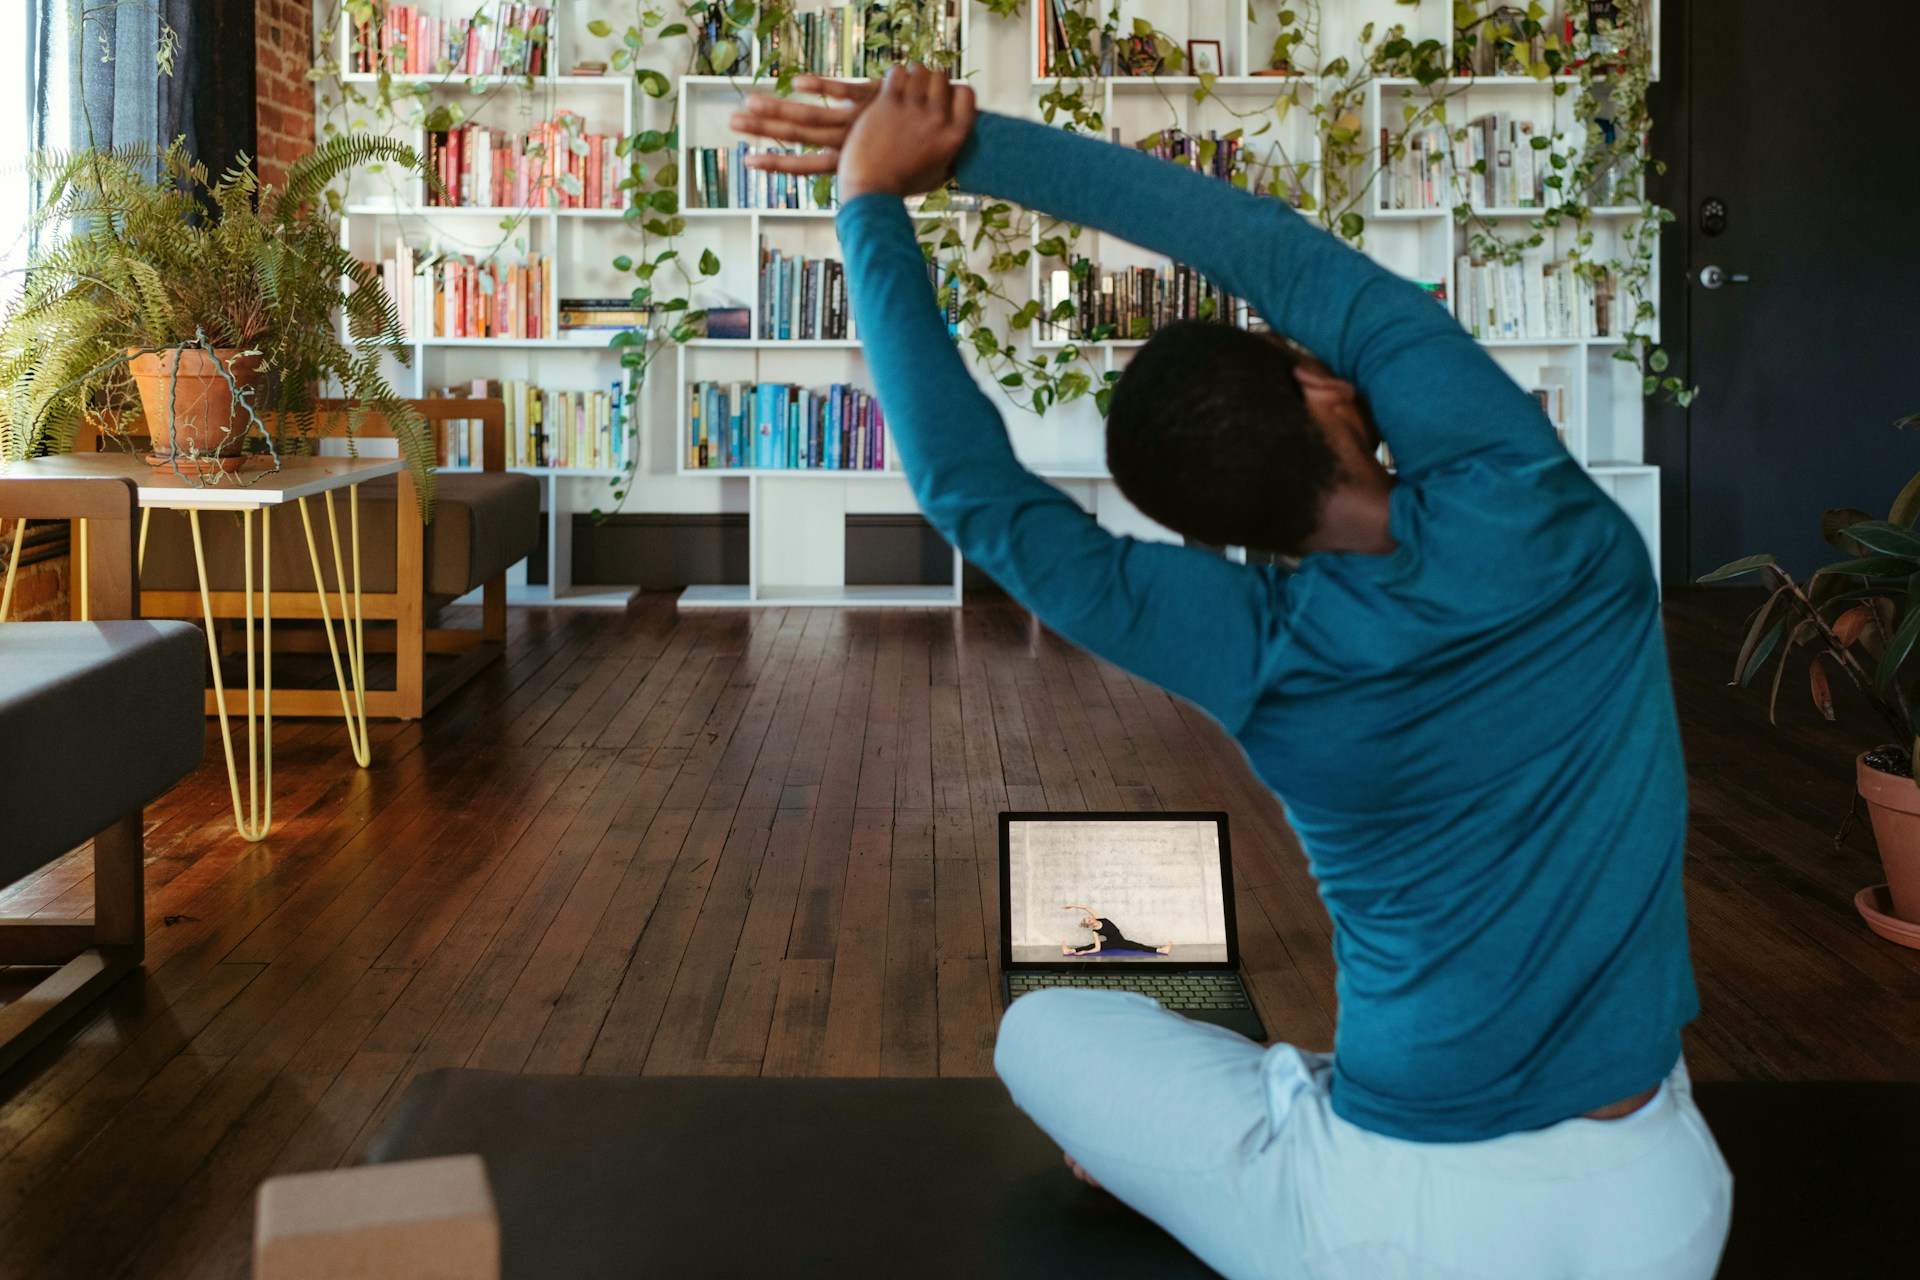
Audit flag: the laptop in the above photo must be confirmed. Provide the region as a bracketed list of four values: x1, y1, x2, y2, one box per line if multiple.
[998, 811, 1267, 1042]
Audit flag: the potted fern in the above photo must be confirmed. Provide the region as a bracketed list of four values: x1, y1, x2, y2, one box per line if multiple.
[0, 135, 437, 510]
[1699, 412, 1920, 947]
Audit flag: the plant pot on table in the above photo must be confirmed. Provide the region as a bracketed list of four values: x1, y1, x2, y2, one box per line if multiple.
[126, 347, 262, 469]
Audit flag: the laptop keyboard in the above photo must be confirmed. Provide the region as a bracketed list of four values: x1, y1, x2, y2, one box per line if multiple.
[1007, 971, 1251, 1011]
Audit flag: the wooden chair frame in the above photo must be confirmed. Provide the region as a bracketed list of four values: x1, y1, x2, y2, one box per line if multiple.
[95, 400, 511, 721]
[0, 477, 147, 1076]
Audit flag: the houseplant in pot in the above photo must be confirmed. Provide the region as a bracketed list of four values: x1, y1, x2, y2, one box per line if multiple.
[0, 134, 438, 511]
[1699, 410, 1920, 946]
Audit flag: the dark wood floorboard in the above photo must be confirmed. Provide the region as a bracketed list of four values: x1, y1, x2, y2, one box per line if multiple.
[1, 588, 1916, 1277]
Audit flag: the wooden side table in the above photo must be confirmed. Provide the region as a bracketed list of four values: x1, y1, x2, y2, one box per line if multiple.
[1, 454, 404, 840]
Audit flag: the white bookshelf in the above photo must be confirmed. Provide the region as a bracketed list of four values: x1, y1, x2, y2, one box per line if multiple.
[325, 2, 1664, 611]
[335, 16, 646, 608]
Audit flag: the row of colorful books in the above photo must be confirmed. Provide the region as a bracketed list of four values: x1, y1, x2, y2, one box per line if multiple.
[685, 382, 889, 472]
[765, 3, 963, 78]
[1456, 253, 1620, 340]
[758, 244, 850, 341]
[371, 243, 551, 340]
[432, 378, 633, 471]
[688, 144, 837, 211]
[427, 114, 627, 209]
[353, 4, 550, 76]
[1381, 118, 1636, 212]
[1036, 262, 1247, 342]
[1133, 128, 1250, 184]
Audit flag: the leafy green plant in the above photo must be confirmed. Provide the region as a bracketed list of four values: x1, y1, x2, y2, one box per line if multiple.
[1697, 413, 1920, 775]
[0, 134, 439, 512]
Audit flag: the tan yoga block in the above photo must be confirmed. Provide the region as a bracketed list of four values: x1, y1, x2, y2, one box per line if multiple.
[254, 1154, 501, 1280]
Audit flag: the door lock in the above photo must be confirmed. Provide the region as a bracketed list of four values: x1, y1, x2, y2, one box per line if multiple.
[1698, 265, 1751, 289]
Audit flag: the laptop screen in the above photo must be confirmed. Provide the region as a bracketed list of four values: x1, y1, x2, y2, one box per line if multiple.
[1002, 814, 1234, 967]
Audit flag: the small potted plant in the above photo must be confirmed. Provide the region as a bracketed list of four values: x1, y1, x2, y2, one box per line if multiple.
[1699, 411, 1920, 947]
[0, 134, 438, 510]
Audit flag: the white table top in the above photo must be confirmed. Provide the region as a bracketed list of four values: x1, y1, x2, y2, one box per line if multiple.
[1, 453, 406, 509]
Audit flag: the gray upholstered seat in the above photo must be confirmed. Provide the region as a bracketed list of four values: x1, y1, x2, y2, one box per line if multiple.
[136, 471, 540, 602]
[0, 620, 204, 877]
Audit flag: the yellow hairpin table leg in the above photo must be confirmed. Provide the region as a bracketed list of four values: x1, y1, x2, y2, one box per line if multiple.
[0, 516, 24, 623]
[297, 487, 371, 769]
[190, 506, 273, 842]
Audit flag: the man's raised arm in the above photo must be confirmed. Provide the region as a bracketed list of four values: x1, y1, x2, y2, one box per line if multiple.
[736, 80, 1557, 476]
[948, 111, 1557, 475]
[830, 71, 1293, 734]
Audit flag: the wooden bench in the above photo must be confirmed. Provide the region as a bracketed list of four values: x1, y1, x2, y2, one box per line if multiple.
[0, 477, 203, 1073]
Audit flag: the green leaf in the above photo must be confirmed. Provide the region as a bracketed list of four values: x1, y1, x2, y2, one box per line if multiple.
[1734, 588, 1790, 685]
[612, 255, 633, 272]
[586, 19, 612, 37]
[1890, 471, 1920, 527]
[636, 69, 671, 97]
[659, 23, 688, 39]
[1739, 621, 1784, 688]
[1695, 552, 1776, 584]
[1877, 604, 1920, 691]
[698, 248, 720, 275]
[1842, 520, 1920, 560]
[1821, 507, 1874, 552]
[1813, 556, 1920, 581]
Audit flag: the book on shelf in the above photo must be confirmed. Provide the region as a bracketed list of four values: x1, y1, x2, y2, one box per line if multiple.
[432, 378, 633, 471]
[1455, 252, 1619, 340]
[757, 240, 850, 341]
[1531, 367, 1573, 448]
[354, 4, 549, 76]
[1037, 259, 1247, 342]
[686, 381, 887, 472]
[1039, 0, 1158, 77]
[558, 297, 653, 335]
[427, 113, 627, 210]
[1133, 128, 1249, 185]
[760, 2, 963, 77]
[368, 243, 550, 340]
[700, 306, 753, 340]
[1459, 112, 1553, 210]
[1380, 125, 1449, 211]
[688, 144, 838, 211]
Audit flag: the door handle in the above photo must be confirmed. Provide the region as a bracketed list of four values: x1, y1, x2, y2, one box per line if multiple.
[1698, 265, 1752, 289]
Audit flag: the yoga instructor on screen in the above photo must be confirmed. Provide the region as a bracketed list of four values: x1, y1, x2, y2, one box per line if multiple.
[1060, 905, 1172, 957]
[730, 66, 1731, 1280]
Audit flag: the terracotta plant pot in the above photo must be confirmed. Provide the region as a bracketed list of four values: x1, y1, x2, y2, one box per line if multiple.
[1855, 752, 1920, 922]
[125, 347, 261, 463]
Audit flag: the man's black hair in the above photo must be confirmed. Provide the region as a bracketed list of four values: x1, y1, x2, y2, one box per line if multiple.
[1105, 321, 1340, 555]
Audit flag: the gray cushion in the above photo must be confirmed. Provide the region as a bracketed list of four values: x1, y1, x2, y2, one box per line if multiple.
[0, 621, 204, 876]
[136, 471, 540, 601]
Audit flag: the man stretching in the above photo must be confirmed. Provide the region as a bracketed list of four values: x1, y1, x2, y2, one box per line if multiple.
[733, 68, 1731, 1279]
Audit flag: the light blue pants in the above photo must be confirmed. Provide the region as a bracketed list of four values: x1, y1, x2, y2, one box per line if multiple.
[994, 990, 1733, 1280]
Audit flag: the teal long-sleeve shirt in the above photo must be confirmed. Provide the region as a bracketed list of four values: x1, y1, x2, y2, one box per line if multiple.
[835, 112, 1696, 1143]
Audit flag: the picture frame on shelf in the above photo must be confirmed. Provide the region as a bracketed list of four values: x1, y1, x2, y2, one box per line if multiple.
[1186, 40, 1223, 77]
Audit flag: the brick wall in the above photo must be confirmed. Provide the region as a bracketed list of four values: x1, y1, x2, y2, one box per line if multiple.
[256, 0, 317, 190]
[1, 521, 70, 622]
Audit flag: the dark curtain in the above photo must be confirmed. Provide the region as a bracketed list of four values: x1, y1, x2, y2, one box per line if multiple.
[159, 0, 256, 181]
[49, 0, 255, 176]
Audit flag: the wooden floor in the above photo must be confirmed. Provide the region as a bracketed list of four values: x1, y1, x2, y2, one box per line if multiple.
[2, 589, 1918, 1277]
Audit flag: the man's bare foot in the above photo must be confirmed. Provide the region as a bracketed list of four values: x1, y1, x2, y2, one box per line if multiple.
[1157, 943, 1173, 955]
[1064, 1153, 1102, 1190]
